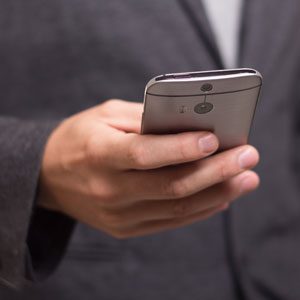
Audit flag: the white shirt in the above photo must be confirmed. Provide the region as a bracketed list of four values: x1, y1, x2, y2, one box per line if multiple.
[201, 0, 243, 68]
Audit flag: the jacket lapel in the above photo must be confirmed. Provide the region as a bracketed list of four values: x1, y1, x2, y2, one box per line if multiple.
[239, 0, 300, 75]
[177, 0, 224, 69]
[179, 0, 300, 76]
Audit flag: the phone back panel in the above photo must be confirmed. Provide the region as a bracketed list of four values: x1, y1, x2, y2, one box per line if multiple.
[141, 70, 262, 150]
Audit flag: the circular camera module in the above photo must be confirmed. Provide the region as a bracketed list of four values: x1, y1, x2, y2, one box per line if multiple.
[194, 102, 214, 114]
[201, 83, 213, 92]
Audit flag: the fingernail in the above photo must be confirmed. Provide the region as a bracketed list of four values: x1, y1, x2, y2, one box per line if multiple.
[238, 147, 258, 169]
[199, 134, 218, 153]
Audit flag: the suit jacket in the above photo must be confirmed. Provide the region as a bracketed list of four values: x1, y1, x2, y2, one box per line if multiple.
[1, 0, 300, 299]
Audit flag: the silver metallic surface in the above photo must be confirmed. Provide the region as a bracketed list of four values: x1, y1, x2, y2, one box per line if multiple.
[141, 69, 262, 150]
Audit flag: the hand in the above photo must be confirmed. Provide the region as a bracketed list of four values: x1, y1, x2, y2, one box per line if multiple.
[38, 99, 260, 238]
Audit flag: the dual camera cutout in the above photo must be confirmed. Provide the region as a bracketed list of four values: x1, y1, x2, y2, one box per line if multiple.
[196, 83, 214, 114]
[179, 83, 214, 115]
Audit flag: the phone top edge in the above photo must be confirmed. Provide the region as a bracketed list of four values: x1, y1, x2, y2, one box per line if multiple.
[155, 68, 259, 81]
[145, 68, 262, 93]
[144, 68, 262, 99]
[145, 84, 262, 98]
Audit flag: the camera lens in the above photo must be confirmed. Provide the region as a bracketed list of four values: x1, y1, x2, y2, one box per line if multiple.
[201, 83, 213, 92]
[194, 102, 214, 114]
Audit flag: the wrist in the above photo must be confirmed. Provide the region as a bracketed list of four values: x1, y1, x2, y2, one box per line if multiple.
[36, 121, 65, 213]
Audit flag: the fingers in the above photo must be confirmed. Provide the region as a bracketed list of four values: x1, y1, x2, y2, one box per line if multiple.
[100, 99, 143, 120]
[102, 170, 259, 226]
[104, 204, 226, 239]
[107, 131, 219, 170]
[85, 99, 143, 133]
[127, 145, 259, 201]
[146, 171, 258, 221]
[92, 99, 143, 133]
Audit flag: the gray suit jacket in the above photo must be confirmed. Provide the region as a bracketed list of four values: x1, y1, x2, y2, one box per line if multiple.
[1, 1, 300, 299]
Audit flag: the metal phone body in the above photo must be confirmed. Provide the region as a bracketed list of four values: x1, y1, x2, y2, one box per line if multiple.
[141, 69, 262, 150]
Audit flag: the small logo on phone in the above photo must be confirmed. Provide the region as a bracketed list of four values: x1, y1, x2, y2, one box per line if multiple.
[179, 106, 188, 114]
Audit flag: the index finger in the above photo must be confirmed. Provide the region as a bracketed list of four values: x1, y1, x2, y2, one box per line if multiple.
[95, 100, 143, 133]
[108, 131, 219, 170]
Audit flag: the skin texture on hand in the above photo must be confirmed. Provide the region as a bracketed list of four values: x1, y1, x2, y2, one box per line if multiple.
[38, 99, 260, 239]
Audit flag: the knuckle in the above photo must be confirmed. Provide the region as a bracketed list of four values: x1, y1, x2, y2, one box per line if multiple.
[103, 99, 122, 109]
[164, 179, 189, 199]
[83, 136, 94, 162]
[87, 180, 118, 205]
[127, 143, 148, 168]
[98, 99, 123, 117]
[216, 160, 232, 182]
[177, 136, 191, 161]
[84, 135, 102, 164]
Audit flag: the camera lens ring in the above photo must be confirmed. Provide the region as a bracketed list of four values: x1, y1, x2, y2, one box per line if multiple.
[201, 83, 213, 92]
[194, 102, 214, 114]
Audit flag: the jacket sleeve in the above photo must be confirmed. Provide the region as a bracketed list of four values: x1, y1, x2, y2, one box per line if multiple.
[0, 117, 75, 288]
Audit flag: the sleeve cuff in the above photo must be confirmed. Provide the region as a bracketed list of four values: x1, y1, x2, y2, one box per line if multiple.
[26, 207, 76, 282]
[0, 118, 73, 288]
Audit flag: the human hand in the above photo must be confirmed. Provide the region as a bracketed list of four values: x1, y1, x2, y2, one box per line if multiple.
[38, 99, 259, 238]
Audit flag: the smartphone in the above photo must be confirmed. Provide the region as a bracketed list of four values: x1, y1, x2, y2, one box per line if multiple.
[141, 68, 262, 151]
